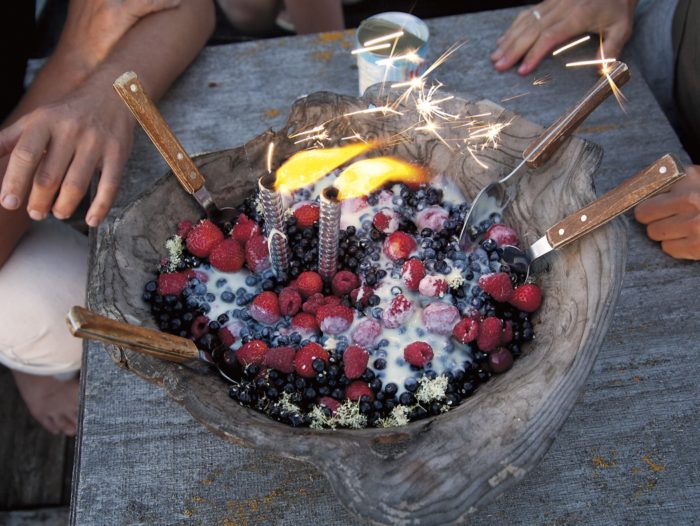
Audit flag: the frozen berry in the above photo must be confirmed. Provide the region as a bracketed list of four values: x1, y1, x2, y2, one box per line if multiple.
[331, 271, 360, 296]
[418, 275, 448, 297]
[382, 294, 414, 329]
[237, 339, 268, 366]
[316, 304, 353, 335]
[186, 219, 224, 258]
[401, 258, 426, 291]
[415, 205, 449, 232]
[209, 239, 245, 272]
[478, 272, 514, 302]
[245, 234, 270, 273]
[278, 287, 302, 317]
[231, 214, 261, 244]
[351, 319, 381, 347]
[295, 271, 324, 299]
[343, 345, 369, 379]
[485, 224, 519, 247]
[249, 291, 281, 325]
[422, 302, 460, 335]
[295, 342, 329, 378]
[372, 208, 400, 233]
[404, 342, 433, 368]
[291, 312, 320, 336]
[383, 231, 416, 261]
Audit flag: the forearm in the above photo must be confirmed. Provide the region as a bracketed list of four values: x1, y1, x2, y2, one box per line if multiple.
[284, 0, 344, 34]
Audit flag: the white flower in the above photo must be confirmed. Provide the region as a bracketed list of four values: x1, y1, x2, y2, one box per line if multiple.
[415, 375, 449, 403]
[165, 235, 184, 271]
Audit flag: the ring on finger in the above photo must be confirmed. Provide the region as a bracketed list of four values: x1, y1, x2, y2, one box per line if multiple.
[531, 9, 542, 21]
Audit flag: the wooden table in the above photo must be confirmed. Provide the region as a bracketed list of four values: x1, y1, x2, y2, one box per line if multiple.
[72, 8, 700, 525]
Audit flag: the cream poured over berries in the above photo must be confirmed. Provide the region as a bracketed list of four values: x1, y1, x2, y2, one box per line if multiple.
[143, 173, 542, 429]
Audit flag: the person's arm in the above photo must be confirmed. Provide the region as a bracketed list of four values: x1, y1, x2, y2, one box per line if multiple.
[0, 0, 215, 266]
[490, 0, 637, 75]
[284, 0, 344, 34]
[635, 165, 700, 260]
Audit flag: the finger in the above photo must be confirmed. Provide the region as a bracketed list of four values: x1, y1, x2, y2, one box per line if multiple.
[0, 125, 50, 210]
[518, 20, 572, 75]
[26, 140, 76, 220]
[0, 118, 24, 159]
[52, 145, 100, 219]
[645, 213, 696, 242]
[493, 16, 541, 71]
[598, 21, 631, 61]
[85, 148, 125, 227]
[42, 415, 61, 435]
[634, 191, 695, 224]
[125, 0, 181, 18]
[661, 238, 700, 260]
[55, 413, 77, 435]
[492, 10, 532, 61]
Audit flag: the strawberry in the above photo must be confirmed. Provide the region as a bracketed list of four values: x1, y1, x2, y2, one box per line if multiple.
[292, 202, 320, 228]
[343, 345, 369, 379]
[478, 272, 514, 302]
[331, 270, 360, 296]
[422, 301, 460, 335]
[294, 342, 329, 378]
[351, 319, 381, 347]
[415, 205, 448, 232]
[476, 316, 503, 352]
[316, 304, 354, 335]
[278, 287, 302, 316]
[294, 271, 324, 299]
[401, 258, 426, 291]
[249, 291, 281, 325]
[488, 347, 514, 373]
[209, 239, 245, 272]
[245, 234, 270, 273]
[383, 231, 417, 261]
[190, 315, 210, 339]
[509, 283, 542, 312]
[318, 396, 341, 415]
[404, 341, 434, 368]
[485, 224, 519, 247]
[382, 294, 414, 329]
[218, 326, 236, 347]
[186, 219, 224, 258]
[263, 346, 296, 373]
[157, 272, 188, 296]
[236, 339, 268, 366]
[345, 381, 374, 401]
[290, 312, 320, 336]
[349, 286, 374, 307]
[418, 275, 449, 297]
[452, 317, 480, 344]
[176, 220, 193, 239]
[372, 208, 400, 233]
[302, 293, 340, 315]
[231, 213, 261, 244]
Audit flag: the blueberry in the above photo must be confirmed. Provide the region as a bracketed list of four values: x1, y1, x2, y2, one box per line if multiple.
[216, 278, 227, 288]
[399, 392, 415, 405]
[373, 358, 387, 370]
[404, 377, 418, 392]
[245, 275, 260, 286]
[384, 383, 398, 396]
[145, 280, 157, 293]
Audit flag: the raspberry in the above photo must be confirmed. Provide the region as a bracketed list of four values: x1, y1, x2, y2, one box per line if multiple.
[302, 293, 340, 315]
[349, 286, 374, 307]
[345, 381, 374, 401]
[316, 304, 354, 335]
[477, 316, 503, 352]
[157, 272, 188, 296]
[351, 319, 381, 347]
[176, 220, 193, 238]
[509, 283, 542, 312]
[418, 275, 448, 297]
[245, 234, 271, 273]
[452, 317, 480, 344]
[231, 214, 261, 244]
[249, 291, 281, 325]
[382, 294, 414, 329]
[478, 272, 514, 302]
[383, 231, 417, 262]
[184, 268, 208, 283]
[294, 342, 329, 378]
[401, 258, 426, 291]
[186, 219, 224, 258]
[295, 271, 324, 299]
[502, 320, 513, 344]
[237, 339, 268, 366]
[404, 341, 434, 368]
[190, 315, 209, 338]
[263, 346, 296, 373]
[290, 312, 320, 336]
[292, 202, 320, 228]
[278, 287, 302, 316]
[485, 224, 519, 247]
[331, 270, 360, 296]
[218, 326, 236, 347]
[318, 396, 341, 415]
[343, 345, 369, 380]
[209, 239, 245, 272]
[422, 301, 460, 335]
[372, 209, 400, 233]
[415, 205, 449, 232]
[489, 347, 514, 373]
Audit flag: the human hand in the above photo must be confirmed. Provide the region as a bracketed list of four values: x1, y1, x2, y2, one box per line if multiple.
[0, 81, 134, 227]
[491, 0, 637, 75]
[634, 165, 700, 260]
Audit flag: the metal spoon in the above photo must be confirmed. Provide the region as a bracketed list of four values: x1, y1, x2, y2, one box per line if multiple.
[501, 154, 685, 276]
[66, 306, 237, 383]
[459, 61, 631, 249]
[113, 71, 238, 225]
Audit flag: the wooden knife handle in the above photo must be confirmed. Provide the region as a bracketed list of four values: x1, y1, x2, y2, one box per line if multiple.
[547, 154, 685, 248]
[66, 306, 200, 364]
[523, 61, 630, 168]
[113, 71, 206, 194]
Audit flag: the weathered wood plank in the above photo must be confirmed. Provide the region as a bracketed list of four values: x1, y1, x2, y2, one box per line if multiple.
[72, 8, 700, 526]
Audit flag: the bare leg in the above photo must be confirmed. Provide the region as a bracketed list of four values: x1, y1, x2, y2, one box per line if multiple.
[216, 0, 280, 34]
[13, 371, 79, 435]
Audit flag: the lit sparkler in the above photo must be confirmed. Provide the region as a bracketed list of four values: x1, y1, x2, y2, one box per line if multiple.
[565, 58, 617, 68]
[552, 35, 591, 56]
[363, 30, 404, 47]
[352, 43, 392, 55]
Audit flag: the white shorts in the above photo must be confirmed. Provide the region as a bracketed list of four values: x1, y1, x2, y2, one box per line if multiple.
[0, 218, 87, 376]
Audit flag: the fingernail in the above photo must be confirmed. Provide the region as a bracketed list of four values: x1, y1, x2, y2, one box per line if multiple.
[1, 195, 19, 209]
[495, 58, 507, 68]
[52, 210, 67, 220]
[28, 209, 46, 220]
[517, 64, 528, 75]
[491, 49, 503, 61]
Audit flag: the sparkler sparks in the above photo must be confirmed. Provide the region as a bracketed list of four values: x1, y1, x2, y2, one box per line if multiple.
[362, 30, 404, 47]
[552, 35, 591, 56]
[501, 92, 530, 102]
[565, 58, 617, 68]
[352, 43, 392, 55]
[532, 73, 552, 86]
[266, 142, 275, 173]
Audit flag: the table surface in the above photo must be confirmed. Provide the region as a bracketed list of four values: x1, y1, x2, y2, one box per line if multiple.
[72, 7, 700, 525]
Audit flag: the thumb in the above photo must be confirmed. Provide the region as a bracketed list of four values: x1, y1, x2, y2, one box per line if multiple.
[124, 0, 182, 18]
[0, 118, 25, 160]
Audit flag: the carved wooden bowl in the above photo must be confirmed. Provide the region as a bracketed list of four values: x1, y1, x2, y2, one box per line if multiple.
[92, 89, 626, 525]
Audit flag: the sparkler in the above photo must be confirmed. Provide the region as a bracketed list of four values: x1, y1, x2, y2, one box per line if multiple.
[318, 187, 341, 282]
[552, 35, 591, 56]
[258, 174, 290, 279]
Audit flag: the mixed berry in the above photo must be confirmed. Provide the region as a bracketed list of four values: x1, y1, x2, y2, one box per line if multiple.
[142, 175, 541, 429]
